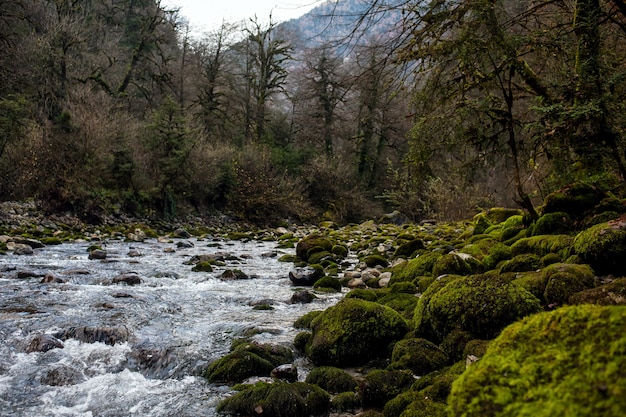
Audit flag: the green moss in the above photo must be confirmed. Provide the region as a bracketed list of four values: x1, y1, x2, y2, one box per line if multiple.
[331, 244, 349, 257]
[304, 366, 358, 394]
[541, 263, 596, 306]
[473, 214, 492, 236]
[388, 338, 448, 375]
[378, 293, 419, 320]
[294, 332, 311, 353]
[41, 237, 63, 245]
[500, 215, 525, 241]
[482, 243, 513, 271]
[192, 261, 213, 272]
[394, 239, 425, 258]
[541, 182, 605, 218]
[415, 276, 436, 293]
[533, 212, 573, 235]
[415, 273, 542, 342]
[296, 234, 333, 262]
[539, 253, 562, 268]
[390, 252, 443, 283]
[569, 277, 626, 305]
[345, 288, 379, 302]
[313, 276, 342, 292]
[440, 329, 474, 363]
[574, 219, 626, 276]
[510, 234, 574, 258]
[362, 369, 414, 408]
[362, 254, 390, 268]
[512, 271, 546, 303]
[331, 391, 361, 412]
[449, 305, 626, 417]
[389, 282, 418, 294]
[499, 253, 541, 273]
[278, 254, 297, 262]
[307, 298, 408, 366]
[432, 253, 481, 277]
[216, 381, 330, 417]
[483, 207, 524, 224]
[204, 351, 275, 384]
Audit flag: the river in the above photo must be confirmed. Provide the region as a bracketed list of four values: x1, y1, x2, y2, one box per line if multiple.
[0, 236, 344, 416]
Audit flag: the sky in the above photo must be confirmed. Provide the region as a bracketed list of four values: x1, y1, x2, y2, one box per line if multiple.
[163, 0, 326, 33]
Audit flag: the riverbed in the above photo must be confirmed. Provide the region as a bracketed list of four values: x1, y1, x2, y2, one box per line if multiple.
[0, 236, 344, 416]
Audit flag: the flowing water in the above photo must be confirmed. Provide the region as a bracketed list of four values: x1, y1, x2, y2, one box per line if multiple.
[0, 237, 345, 416]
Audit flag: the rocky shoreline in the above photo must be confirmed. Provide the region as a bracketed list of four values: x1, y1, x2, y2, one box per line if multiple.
[2, 183, 626, 417]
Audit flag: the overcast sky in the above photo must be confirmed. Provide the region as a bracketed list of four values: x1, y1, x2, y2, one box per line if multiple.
[163, 0, 325, 33]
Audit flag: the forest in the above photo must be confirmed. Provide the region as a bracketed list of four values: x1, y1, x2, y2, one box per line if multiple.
[1, 0, 626, 225]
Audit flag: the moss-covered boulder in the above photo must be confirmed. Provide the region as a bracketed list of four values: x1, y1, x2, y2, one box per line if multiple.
[510, 234, 573, 259]
[390, 252, 442, 283]
[205, 342, 294, 384]
[573, 218, 626, 276]
[432, 253, 482, 277]
[569, 277, 626, 305]
[296, 234, 333, 262]
[388, 338, 448, 375]
[313, 276, 342, 292]
[532, 212, 573, 235]
[448, 305, 626, 417]
[377, 293, 418, 320]
[361, 369, 414, 408]
[306, 298, 408, 366]
[394, 239, 425, 258]
[330, 391, 361, 413]
[217, 381, 330, 417]
[498, 253, 541, 273]
[541, 182, 606, 218]
[541, 262, 596, 306]
[344, 288, 379, 302]
[362, 254, 389, 268]
[304, 366, 358, 394]
[414, 273, 542, 342]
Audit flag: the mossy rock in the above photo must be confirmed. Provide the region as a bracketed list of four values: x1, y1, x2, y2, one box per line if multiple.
[313, 276, 342, 292]
[388, 338, 448, 375]
[41, 237, 63, 245]
[448, 305, 626, 417]
[361, 369, 414, 408]
[383, 389, 447, 417]
[511, 271, 546, 303]
[306, 298, 408, 366]
[294, 332, 311, 353]
[344, 288, 379, 302]
[389, 282, 418, 294]
[462, 339, 490, 360]
[294, 310, 323, 329]
[500, 215, 525, 241]
[394, 239, 425, 258]
[541, 182, 606, 218]
[415, 275, 436, 293]
[532, 212, 573, 236]
[482, 243, 513, 271]
[569, 277, 626, 305]
[483, 207, 524, 224]
[573, 218, 626, 276]
[330, 391, 361, 413]
[510, 234, 573, 258]
[432, 253, 482, 277]
[304, 366, 358, 394]
[413, 275, 461, 341]
[472, 213, 492, 236]
[278, 254, 297, 262]
[362, 254, 389, 268]
[205, 351, 275, 384]
[499, 253, 541, 273]
[192, 261, 213, 272]
[331, 244, 349, 257]
[296, 234, 333, 262]
[390, 252, 443, 283]
[541, 263, 596, 306]
[415, 273, 542, 342]
[308, 250, 333, 265]
[539, 253, 562, 268]
[440, 329, 474, 363]
[217, 381, 330, 417]
[378, 293, 419, 320]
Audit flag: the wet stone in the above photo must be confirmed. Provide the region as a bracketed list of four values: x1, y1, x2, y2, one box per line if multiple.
[26, 334, 64, 353]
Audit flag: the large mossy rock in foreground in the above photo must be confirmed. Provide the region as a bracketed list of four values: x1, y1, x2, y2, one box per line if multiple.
[307, 298, 408, 366]
[574, 218, 626, 276]
[217, 381, 330, 417]
[449, 305, 626, 417]
[414, 273, 542, 342]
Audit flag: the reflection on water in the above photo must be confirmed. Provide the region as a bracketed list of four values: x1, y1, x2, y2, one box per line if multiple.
[0, 237, 343, 416]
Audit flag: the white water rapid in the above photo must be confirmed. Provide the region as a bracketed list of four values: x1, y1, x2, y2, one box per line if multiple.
[0, 237, 344, 416]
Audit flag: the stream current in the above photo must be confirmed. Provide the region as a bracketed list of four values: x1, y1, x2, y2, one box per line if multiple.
[0, 237, 344, 416]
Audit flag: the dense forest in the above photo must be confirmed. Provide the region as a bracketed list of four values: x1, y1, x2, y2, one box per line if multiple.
[1, 0, 626, 225]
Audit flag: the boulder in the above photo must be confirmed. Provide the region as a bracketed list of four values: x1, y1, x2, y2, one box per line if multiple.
[304, 366, 358, 394]
[112, 273, 141, 286]
[54, 326, 130, 345]
[26, 334, 64, 353]
[389, 338, 448, 375]
[290, 290, 316, 304]
[88, 249, 107, 260]
[289, 265, 324, 286]
[271, 364, 298, 382]
[448, 305, 626, 417]
[306, 298, 408, 366]
[574, 218, 626, 276]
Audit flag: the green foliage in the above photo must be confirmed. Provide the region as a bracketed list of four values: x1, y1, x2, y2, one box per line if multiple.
[449, 305, 626, 417]
[305, 366, 358, 394]
[306, 298, 408, 366]
[216, 381, 330, 417]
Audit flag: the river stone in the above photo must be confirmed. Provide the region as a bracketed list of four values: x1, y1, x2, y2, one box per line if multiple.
[26, 334, 64, 353]
[13, 237, 44, 249]
[290, 290, 316, 304]
[17, 270, 44, 279]
[271, 364, 298, 382]
[39, 364, 84, 386]
[289, 266, 323, 286]
[176, 241, 194, 249]
[41, 273, 65, 284]
[112, 273, 141, 286]
[127, 249, 142, 257]
[12, 243, 34, 255]
[173, 228, 191, 238]
[88, 249, 107, 260]
[54, 326, 130, 345]
[220, 269, 249, 280]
